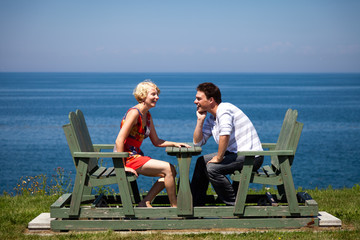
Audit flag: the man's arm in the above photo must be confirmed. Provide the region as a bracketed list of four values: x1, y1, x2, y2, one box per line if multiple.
[208, 135, 230, 164]
[193, 111, 207, 144]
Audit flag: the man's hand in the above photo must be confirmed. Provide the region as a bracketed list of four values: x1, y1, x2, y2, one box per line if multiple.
[207, 155, 223, 164]
[196, 110, 207, 121]
[207, 135, 230, 165]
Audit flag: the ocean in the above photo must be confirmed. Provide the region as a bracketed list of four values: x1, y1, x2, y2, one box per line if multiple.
[0, 72, 359, 194]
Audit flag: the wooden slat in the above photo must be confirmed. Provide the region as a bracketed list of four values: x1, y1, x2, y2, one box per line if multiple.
[92, 166, 107, 178]
[50, 193, 72, 209]
[51, 217, 318, 231]
[262, 165, 275, 176]
[113, 157, 135, 216]
[69, 111, 97, 172]
[69, 158, 88, 216]
[234, 156, 255, 215]
[102, 167, 114, 177]
[237, 150, 294, 156]
[73, 152, 129, 158]
[93, 144, 115, 151]
[262, 143, 276, 150]
[51, 203, 318, 219]
[63, 124, 81, 166]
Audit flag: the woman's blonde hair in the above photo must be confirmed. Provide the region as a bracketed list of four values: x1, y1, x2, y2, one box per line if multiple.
[133, 79, 160, 103]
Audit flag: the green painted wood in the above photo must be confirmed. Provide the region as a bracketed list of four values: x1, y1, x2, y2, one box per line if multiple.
[112, 157, 135, 216]
[72, 152, 129, 158]
[102, 166, 114, 177]
[166, 143, 202, 216]
[51, 217, 318, 231]
[63, 124, 81, 167]
[61, 110, 140, 216]
[92, 166, 107, 178]
[63, 123, 93, 197]
[69, 158, 89, 216]
[288, 121, 303, 166]
[252, 175, 283, 185]
[52, 109, 318, 231]
[272, 109, 297, 170]
[233, 156, 255, 215]
[237, 150, 294, 156]
[50, 193, 72, 209]
[93, 144, 115, 151]
[51, 201, 318, 219]
[176, 153, 193, 216]
[278, 156, 300, 214]
[88, 177, 118, 187]
[262, 143, 276, 150]
[231, 109, 308, 217]
[70, 111, 98, 172]
[262, 165, 275, 176]
[166, 144, 202, 156]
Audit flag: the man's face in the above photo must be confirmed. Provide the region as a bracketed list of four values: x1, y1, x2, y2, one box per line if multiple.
[194, 91, 211, 113]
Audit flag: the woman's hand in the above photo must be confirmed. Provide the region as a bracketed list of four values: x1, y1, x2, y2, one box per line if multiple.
[125, 167, 138, 177]
[173, 142, 191, 148]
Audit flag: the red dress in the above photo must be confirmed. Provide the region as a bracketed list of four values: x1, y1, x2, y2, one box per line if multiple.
[114, 107, 151, 170]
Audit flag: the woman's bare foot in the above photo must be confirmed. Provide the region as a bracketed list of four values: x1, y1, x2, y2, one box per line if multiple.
[138, 200, 152, 208]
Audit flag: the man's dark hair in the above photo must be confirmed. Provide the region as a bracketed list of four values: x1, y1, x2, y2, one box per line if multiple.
[197, 82, 222, 104]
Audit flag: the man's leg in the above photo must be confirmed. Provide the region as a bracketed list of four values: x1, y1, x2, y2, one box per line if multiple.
[206, 153, 244, 205]
[190, 153, 216, 206]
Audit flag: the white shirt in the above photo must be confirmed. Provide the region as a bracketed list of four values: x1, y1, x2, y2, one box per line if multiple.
[195, 102, 263, 153]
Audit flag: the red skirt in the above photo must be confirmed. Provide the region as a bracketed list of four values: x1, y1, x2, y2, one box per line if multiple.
[126, 155, 151, 170]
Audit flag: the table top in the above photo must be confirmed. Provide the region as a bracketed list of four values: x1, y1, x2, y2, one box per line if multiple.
[165, 144, 202, 156]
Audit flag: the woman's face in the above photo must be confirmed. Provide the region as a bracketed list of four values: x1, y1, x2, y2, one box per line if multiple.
[144, 87, 159, 108]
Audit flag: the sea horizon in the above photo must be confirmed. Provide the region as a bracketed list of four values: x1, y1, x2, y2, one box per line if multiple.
[1, 72, 359, 194]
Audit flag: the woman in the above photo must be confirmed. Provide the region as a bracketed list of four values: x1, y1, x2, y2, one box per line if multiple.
[114, 80, 190, 207]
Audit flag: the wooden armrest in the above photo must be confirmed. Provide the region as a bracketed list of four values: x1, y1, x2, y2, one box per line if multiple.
[261, 143, 276, 149]
[93, 144, 115, 151]
[237, 150, 294, 157]
[73, 152, 129, 158]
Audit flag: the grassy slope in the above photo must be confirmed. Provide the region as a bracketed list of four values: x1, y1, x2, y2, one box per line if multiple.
[0, 185, 359, 239]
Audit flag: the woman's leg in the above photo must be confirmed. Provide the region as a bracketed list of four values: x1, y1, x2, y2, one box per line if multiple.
[137, 178, 165, 207]
[136, 159, 177, 207]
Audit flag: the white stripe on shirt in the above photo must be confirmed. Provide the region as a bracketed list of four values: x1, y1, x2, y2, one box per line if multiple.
[195, 102, 263, 153]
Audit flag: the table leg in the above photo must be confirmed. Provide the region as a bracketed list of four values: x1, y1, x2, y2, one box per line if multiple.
[177, 153, 193, 216]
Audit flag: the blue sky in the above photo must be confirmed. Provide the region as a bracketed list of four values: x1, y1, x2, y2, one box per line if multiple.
[0, 0, 359, 72]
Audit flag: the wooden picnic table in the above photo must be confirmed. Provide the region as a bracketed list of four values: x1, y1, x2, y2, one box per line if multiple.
[165, 144, 202, 216]
[50, 109, 319, 231]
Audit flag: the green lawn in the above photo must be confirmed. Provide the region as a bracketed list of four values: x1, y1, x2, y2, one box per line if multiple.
[1, 184, 359, 239]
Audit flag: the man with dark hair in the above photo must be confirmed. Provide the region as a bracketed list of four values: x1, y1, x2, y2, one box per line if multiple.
[190, 82, 264, 206]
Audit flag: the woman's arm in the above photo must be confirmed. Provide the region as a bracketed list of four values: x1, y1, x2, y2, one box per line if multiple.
[115, 109, 140, 176]
[115, 109, 138, 152]
[149, 115, 190, 148]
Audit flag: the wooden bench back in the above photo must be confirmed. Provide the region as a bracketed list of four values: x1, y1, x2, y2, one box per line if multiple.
[272, 109, 303, 170]
[63, 110, 98, 172]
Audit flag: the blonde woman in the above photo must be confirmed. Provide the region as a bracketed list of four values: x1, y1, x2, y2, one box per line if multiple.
[114, 80, 190, 207]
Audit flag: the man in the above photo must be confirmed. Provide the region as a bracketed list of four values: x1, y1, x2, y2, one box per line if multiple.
[190, 82, 264, 206]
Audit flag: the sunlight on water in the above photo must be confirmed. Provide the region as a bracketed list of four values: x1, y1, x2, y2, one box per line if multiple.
[0, 73, 359, 193]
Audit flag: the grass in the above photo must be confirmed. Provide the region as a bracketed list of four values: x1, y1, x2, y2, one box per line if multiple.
[0, 184, 359, 239]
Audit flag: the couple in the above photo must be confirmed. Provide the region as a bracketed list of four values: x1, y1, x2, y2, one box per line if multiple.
[114, 80, 264, 208]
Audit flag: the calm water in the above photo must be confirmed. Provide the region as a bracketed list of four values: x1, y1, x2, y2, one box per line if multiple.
[0, 72, 359, 194]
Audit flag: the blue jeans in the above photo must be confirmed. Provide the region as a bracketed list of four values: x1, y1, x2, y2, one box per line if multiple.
[190, 152, 263, 206]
